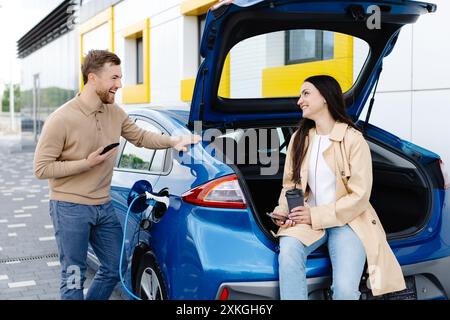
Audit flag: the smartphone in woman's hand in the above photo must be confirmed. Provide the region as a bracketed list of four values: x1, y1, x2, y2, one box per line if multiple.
[266, 211, 287, 222]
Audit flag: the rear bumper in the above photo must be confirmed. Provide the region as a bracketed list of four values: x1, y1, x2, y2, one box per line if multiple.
[215, 255, 450, 300]
[215, 277, 332, 300]
[402, 255, 450, 300]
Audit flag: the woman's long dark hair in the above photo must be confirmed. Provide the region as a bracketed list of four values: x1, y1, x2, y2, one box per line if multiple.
[291, 75, 359, 184]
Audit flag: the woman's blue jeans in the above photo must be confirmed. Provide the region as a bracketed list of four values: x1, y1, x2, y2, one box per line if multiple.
[278, 224, 366, 300]
[49, 200, 127, 300]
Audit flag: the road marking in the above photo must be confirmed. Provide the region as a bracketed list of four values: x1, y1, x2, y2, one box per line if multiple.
[0, 219, 8, 223]
[14, 214, 32, 218]
[31, 185, 41, 188]
[8, 223, 26, 228]
[44, 225, 54, 229]
[26, 195, 36, 198]
[3, 193, 12, 196]
[47, 261, 60, 267]
[39, 236, 55, 241]
[41, 199, 49, 203]
[12, 198, 24, 201]
[0, 247, 2, 251]
[8, 280, 36, 289]
[5, 260, 20, 265]
[0, 275, 8, 281]
[8, 233, 18, 237]
[22, 205, 38, 210]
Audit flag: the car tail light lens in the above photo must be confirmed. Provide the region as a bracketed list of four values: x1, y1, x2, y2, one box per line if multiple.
[182, 174, 247, 209]
[440, 160, 450, 189]
[219, 287, 229, 300]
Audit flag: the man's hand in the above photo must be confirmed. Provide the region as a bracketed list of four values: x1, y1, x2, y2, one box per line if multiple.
[171, 134, 202, 152]
[86, 146, 118, 168]
[288, 206, 312, 225]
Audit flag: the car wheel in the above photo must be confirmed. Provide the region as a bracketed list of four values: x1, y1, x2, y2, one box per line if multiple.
[134, 252, 168, 300]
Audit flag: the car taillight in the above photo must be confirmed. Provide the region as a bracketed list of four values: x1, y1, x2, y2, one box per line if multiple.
[182, 174, 247, 209]
[440, 160, 450, 189]
[219, 287, 229, 300]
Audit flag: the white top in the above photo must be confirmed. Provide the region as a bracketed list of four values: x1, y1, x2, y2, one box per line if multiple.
[307, 134, 336, 207]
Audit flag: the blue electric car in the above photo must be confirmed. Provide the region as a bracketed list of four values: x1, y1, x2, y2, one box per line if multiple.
[87, 0, 450, 300]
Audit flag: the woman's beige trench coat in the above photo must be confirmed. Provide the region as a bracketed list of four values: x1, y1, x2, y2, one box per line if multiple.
[273, 121, 406, 296]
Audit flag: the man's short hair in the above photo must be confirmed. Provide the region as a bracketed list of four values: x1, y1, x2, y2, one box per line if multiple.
[81, 50, 121, 85]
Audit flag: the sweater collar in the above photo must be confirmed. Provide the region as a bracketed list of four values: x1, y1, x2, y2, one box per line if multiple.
[75, 93, 105, 116]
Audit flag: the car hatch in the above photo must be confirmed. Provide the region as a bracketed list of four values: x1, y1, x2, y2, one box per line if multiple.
[188, 0, 436, 129]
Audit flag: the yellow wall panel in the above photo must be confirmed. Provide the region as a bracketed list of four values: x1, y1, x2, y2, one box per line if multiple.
[180, 78, 196, 102]
[122, 84, 148, 104]
[262, 34, 354, 98]
[218, 54, 230, 98]
[181, 0, 218, 16]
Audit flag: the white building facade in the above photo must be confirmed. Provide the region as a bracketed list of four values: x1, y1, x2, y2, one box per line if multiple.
[19, 0, 450, 167]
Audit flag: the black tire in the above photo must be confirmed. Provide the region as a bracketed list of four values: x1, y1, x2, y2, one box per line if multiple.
[134, 251, 168, 300]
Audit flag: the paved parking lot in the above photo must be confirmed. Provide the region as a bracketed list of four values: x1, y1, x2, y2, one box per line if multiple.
[0, 140, 124, 300]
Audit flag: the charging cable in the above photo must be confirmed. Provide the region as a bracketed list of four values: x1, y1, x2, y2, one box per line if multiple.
[119, 191, 170, 300]
[119, 195, 143, 300]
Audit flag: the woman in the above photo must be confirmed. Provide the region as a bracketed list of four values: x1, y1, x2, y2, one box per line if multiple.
[271, 75, 406, 300]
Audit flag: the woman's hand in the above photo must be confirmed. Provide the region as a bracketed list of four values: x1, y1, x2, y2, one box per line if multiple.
[271, 211, 296, 229]
[288, 206, 312, 225]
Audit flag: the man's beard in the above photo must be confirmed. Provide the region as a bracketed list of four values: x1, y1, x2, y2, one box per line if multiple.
[96, 88, 114, 104]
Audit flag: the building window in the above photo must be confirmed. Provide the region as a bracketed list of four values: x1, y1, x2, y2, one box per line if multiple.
[136, 36, 144, 84]
[121, 18, 150, 104]
[285, 30, 334, 65]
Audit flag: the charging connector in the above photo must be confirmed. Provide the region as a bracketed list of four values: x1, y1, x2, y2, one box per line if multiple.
[145, 191, 169, 208]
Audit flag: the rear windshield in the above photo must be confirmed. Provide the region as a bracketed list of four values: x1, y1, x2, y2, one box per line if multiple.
[217, 29, 369, 99]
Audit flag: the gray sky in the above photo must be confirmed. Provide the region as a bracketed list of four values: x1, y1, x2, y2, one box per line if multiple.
[0, 0, 63, 92]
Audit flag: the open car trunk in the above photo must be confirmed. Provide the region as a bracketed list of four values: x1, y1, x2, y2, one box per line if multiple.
[212, 126, 433, 240]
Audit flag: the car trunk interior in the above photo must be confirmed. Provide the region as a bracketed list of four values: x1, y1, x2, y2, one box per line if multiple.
[212, 126, 431, 240]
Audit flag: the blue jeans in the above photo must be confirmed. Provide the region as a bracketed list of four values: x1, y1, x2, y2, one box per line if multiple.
[278, 224, 366, 300]
[49, 200, 127, 300]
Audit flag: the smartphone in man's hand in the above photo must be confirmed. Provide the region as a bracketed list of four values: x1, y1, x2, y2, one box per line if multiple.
[100, 142, 119, 155]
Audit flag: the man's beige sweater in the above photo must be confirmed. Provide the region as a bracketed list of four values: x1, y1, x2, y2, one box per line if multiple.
[33, 94, 172, 205]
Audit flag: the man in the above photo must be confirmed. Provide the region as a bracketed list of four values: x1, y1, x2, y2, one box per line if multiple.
[34, 50, 201, 300]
